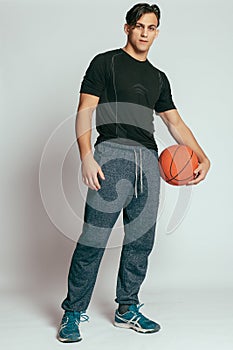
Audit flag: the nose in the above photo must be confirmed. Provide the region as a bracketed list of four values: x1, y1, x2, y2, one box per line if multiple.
[141, 28, 148, 37]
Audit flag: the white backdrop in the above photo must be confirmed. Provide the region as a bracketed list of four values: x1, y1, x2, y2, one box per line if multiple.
[1, 0, 233, 349]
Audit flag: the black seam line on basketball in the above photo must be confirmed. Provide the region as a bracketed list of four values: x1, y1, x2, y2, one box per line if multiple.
[167, 174, 194, 183]
[169, 145, 182, 178]
[160, 147, 193, 181]
[167, 150, 194, 182]
[167, 149, 194, 182]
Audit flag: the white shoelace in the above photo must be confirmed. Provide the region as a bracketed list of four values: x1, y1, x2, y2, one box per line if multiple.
[60, 311, 89, 330]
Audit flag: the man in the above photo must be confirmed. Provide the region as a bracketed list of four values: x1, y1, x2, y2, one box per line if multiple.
[57, 3, 210, 343]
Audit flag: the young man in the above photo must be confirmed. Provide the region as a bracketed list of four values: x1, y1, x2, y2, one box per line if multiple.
[57, 3, 210, 343]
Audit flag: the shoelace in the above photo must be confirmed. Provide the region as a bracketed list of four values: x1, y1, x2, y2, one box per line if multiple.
[80, 312, 89, 323]
[134, 303, 144, 313]
[130, 303, 149, 320]
[60, 311, 89, 330]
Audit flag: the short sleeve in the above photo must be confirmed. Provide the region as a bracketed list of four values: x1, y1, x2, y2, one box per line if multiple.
[154, 71, 176, 113]
[79, 54, 106, 97]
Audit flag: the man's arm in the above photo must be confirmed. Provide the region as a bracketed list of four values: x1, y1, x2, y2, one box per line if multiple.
[158, 109, 211, 185]
[75, 93, 105, 190]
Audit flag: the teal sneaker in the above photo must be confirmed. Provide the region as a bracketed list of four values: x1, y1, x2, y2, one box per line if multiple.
[114, 303, 161, 334]
[57, 310, 89, 343]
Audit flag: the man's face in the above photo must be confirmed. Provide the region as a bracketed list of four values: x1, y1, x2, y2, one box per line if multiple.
[124, 12, 159, 53]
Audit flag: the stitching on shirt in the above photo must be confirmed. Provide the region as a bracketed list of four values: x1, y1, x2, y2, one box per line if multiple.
[157, 70, 163, 96]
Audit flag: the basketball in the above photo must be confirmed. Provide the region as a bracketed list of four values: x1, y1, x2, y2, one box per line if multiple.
[158, 144, 199, 186]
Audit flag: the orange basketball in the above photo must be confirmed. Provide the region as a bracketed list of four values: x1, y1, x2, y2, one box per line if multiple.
[158, 144, 199, 186]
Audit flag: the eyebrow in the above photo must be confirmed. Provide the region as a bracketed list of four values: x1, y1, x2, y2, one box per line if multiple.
[136, 22, 157, 28]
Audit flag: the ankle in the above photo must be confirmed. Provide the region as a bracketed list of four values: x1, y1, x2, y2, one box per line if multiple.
[118, 304, 130, 314]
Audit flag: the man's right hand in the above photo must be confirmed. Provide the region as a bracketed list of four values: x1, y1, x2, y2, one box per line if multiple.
[81, 151, 105, 191]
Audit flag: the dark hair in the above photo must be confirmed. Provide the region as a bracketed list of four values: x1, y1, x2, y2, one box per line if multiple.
[126, 3, 161, 28]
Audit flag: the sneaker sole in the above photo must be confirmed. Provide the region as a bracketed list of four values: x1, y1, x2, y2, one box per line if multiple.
[57, 335, 82, 343]
[114, 321, 160, 334]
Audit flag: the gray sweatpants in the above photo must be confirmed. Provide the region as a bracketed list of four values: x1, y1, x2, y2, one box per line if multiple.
[61, 140, 161, 312]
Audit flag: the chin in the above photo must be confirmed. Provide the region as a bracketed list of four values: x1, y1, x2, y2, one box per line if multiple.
[136, 46, 149, 53]
[137, 43, 150, 51]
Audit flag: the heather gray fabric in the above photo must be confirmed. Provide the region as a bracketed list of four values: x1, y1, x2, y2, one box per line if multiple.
[61, 140, 161, 311]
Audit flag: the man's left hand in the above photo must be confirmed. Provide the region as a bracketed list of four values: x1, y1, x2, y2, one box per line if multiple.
[186, 159, 211, 185]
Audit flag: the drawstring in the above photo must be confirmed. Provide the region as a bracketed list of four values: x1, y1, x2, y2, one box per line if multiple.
[133, 149, 143, 198]
[134, 149, 138, 198]
[140, 149, 143, 193]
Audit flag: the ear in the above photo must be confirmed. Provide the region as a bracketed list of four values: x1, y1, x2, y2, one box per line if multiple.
[124, 23, 130, 35]
[155, 29, 160, 39]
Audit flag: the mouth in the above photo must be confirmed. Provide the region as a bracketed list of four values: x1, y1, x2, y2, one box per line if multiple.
[139, 40, 148, 43]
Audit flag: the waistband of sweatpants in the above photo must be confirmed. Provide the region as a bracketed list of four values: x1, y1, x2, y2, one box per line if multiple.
[95, 139, 158, 153]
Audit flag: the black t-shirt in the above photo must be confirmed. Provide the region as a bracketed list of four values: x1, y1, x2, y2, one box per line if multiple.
[80, 48, 176, 151]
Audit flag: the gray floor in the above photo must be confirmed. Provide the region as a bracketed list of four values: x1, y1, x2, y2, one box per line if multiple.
[1, 287, 232, 350]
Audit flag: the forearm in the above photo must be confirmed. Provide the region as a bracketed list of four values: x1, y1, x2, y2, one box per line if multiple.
[74, 94, 104, 190]
[77, 131, 92, 162]
[75, 93, 99, 161]
[75, 107, 93, 161]
[168, 121, 210, 164]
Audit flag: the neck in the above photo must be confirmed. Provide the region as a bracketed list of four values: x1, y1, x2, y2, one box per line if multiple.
[122, 43, 148, 62]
